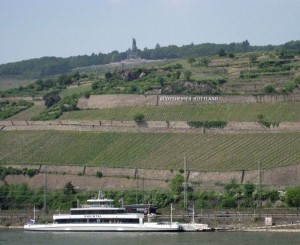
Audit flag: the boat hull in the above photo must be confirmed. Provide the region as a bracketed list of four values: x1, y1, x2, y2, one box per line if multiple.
[24, 222, 181, 232]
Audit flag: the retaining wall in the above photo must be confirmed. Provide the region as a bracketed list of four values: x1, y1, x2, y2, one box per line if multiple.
[1, 120, 300, 133]
[3, 164, 300, 191]
[78, 93, 300, 109]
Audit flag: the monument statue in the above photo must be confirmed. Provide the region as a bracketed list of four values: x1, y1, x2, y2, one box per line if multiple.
[127, 38, 140, 59]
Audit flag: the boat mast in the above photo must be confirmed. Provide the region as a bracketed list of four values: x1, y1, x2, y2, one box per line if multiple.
[43, 166, 48, 213]
[170, 203, 173, 225]
[183, 157, 187, 210]
[33, 205, 36, 223]
[192, 202, 195, 224]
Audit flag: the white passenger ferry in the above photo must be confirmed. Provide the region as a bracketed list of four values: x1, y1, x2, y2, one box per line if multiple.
[24, 192, 180, 232]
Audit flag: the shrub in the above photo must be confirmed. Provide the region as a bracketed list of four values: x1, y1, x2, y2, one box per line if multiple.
[221, 196, 238, 208]
[96, 171, 103, 178]
[183, 70, 192, 81]
[263, 84, 276, 94]
[188, 121, 227, 129]
[134, 113, 145, 123]
[26, 169, 39, 178]
[218, 48, 226, 57]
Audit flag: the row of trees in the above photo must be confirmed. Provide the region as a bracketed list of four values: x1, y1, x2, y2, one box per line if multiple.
[1, 176, 300, 211]
[1, 40, 299, 78]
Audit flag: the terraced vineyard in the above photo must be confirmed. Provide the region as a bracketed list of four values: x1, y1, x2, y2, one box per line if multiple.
[1, 130, 299, 171]
[60, 101, 300, 122]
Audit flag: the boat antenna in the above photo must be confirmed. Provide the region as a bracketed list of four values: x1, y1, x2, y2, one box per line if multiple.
[43, 166, 48, 214]
[33, 205, 36, 223]
[183, 157, 188, 210]
[170, 203, 174, 225]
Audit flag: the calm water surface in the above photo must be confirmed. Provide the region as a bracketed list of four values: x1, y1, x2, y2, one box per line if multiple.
[0, 229, 300, 245]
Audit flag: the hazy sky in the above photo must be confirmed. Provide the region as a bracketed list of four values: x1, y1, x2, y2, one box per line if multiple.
[0, 0, 299, 64]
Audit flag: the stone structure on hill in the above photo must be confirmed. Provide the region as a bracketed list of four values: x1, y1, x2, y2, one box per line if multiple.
[127, 38, 140, 59]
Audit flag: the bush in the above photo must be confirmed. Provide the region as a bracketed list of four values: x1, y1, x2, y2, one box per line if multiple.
[221, 196, 238, 208]
[183, 70, 192, 80]
[96, 171, 103, 178]
[26, 169, 39, 178]
[263, 84, 276, 94]
[188, 121, 227, 129]
[134, 113, 145, 123]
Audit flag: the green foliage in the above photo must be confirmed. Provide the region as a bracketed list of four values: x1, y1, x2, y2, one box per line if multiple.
[0, 166, 39, 180]
[224, 179, 241, 199]
[257, 113, 264, 121]
[285, 186, 300, 207]
[187, 57, 196, 65]
[248, 53, 258, 63]
[228, 53, 235, 58]
[183, 70, 192, 80]
[263, 84, 276, 94]
[0, 100, 33, 119]
[96, 171, 103, 178]
[188, 121, 227, 128]
[134, 113, 145, 123]
[243, 182, 256, 198]
[43, 91, 61, 108]
[157, 77, 165, 87]
[218, 48, 227, 57]
[63, 181, 76, 195]
[221, 196, 238, 208]
[170, 174, 184, 195]
[1, 130, 300, 172]
[282, 76, 300, 93]
[32, 95, 78, 120]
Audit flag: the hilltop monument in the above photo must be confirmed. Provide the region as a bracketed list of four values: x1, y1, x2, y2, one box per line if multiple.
[127, 38, 140, 59]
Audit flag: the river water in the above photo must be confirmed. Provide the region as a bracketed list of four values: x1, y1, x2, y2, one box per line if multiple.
[1, 229, 300, 245]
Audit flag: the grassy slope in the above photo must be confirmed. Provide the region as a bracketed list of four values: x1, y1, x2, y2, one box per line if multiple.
[0, 78, 34, 91]
[60, 102, 300, 122]
[7, 104, 46, 120]
[0, 130, 299, 171]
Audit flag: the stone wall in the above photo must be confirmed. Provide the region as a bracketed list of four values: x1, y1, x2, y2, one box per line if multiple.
[2, 120, 300, 133]
[78, 93, 300, 109]
[78, 95, 158, 109]
[2, 164, 300, 191]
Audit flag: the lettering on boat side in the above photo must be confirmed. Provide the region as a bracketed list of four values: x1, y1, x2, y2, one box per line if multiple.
[84, 215, 103, 218]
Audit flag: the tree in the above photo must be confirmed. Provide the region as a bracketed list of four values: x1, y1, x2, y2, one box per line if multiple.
[224, 179, 241, 199]
[134, 113, 145, 123]
[157, 77, 165, 87]
[249, 53, 258, 63]
[201, 57, 211, 67]
[243, 182, 256, 198]
[242, 40, 250, 52]
[43, 91, 61, 108]
[63, 181, 76, 195]
[285, 186, 300, 208]
[228, 53, 235, 58]
[170, 174, 184, 195]
[175, 71, 181, 79]
[218, 48, 226, 57]
[183, 70, 192, 80]
[187, 57, 196, 65]
[264, 84, 276, 94]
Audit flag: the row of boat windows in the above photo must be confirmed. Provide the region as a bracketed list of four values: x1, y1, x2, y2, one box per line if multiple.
[71, 210, 125, 215]
[54, 219, 140, 224]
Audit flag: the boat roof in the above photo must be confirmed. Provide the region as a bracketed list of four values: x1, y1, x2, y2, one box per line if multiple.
[86, 198, 114, 202]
